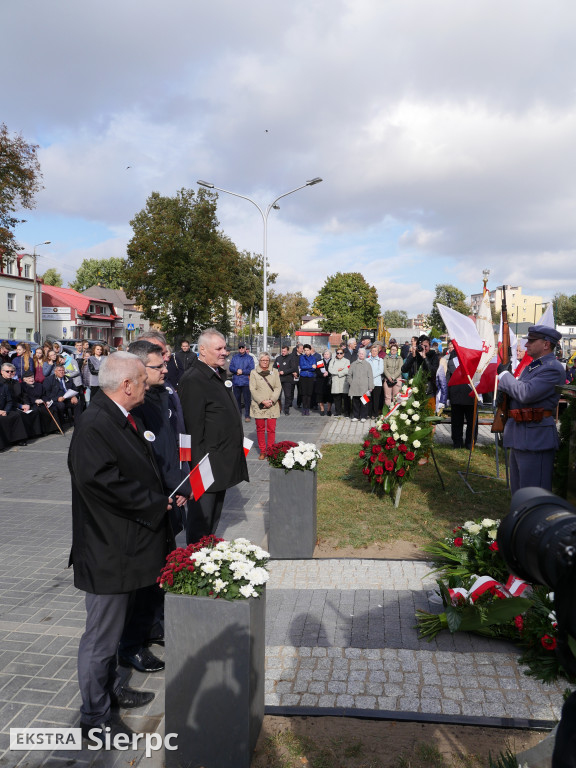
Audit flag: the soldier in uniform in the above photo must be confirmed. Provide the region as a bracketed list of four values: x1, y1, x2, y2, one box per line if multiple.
[497, 324, 565, 494]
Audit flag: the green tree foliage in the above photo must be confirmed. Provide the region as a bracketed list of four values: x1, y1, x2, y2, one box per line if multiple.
[313, 272, 380, 334]
[267, 290, 310, 337]
[553, 293, 576, 325]
[382, 309, 409, 328]
[70, 257, 127, 292]
[429, 284, 471, 332]
[40, 267, 63, 287]
[0, 123, 43, 257]
[124, 188, 241, 338]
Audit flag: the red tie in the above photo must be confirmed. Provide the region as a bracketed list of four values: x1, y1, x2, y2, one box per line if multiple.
[127, 413, 137, 431]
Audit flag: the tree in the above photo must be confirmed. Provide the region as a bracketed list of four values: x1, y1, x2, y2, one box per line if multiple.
[553, 293, 576, 325]
[124, 188, 242, 339]
[70, 256, 127, 292]
[313, 272, 380, 334]
[428, 284, 471, 332]
[40, 267, 63, 287]
[382, 309, 409, 328]
[0, 123, 43, 258]
[267, 290, 310, 337]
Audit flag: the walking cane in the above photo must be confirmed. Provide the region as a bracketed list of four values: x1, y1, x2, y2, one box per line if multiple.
[43, 401, 65, 436]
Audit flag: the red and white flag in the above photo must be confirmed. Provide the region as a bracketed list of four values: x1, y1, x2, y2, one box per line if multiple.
[179, 434, 192, 463]
[360, 391, 371, 405]
[243, 436, 253, 457]
[189, 454, 214, 501]
[316, 359, 325, 370]
[437, 303, 483, 387]
[475, 289, 496, 378]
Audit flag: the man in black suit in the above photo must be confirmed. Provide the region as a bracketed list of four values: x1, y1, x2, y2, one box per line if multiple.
[179, 328, 249, 543]
[42, 363, 83, 426]
[68, 352, 174, 740]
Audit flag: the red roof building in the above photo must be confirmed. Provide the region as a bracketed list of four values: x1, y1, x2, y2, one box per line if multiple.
[41, 285, 121, 344]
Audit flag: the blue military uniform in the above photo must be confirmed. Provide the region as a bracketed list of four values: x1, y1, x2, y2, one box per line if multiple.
[498, 324, 565, 494]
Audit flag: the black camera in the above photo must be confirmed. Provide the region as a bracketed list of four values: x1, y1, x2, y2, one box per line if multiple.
[416, 343, 424, 353]
[497, 487, 576, 674]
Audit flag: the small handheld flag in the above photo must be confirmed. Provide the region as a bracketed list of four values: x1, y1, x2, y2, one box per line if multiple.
[179, 434, 192, 463]
[171, 454, 214, 500]
[360, 391, 371, 405]
[316, 359, 325, 370]
[243, 437, 254, 457]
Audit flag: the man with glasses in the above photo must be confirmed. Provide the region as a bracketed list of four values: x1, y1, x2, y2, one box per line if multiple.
[117, 340, 191, 675]
[0, 363, 29, 448]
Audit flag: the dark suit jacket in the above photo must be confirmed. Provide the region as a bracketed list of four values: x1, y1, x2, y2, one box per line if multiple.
[43, 374, 73, 401]
[68, 389, 174, 594]
[179, 360, 249, 493]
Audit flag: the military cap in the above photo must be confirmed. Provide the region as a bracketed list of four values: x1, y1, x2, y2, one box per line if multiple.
[524, 325, 562, 344]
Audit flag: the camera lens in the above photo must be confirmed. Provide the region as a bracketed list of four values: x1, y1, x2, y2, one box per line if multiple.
[497, 488, 576, 587]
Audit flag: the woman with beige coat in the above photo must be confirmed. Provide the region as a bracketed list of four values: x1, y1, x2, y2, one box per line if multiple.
[249, 353, 282, 459]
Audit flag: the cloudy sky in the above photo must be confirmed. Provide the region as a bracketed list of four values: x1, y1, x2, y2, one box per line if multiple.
[4, 0, 576, 316]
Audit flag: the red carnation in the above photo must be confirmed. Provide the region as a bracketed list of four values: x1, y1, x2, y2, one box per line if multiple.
[375, 476, 383, 484]
[370, 455, 377, 463]
[453, 537, 464, 547]
[381, 423, 390, 431]
[362, 467, 370, 475]
[374, 465, 384, 475]
[405, 451, 415, 461]
[359, 450, 366, 458]
[363, 440, 370, 448]
[372, 445, 381, 454]
[398, 444, 407, 453]
[541, 635, 557, 651]
[514, 615, 524, 633]
[396, 468, 406, 477]
[384, 460, 394, 472]
[378, 453, 386, 462]
[489, 541, 499, 551]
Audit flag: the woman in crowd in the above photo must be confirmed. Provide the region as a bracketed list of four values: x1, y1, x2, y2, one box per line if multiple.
[249, 352, 281, 459]
[87, 343, 107, 398]
[347, 348, 374, 422]
[315, 349, 333, 416]
[383, 342, 403, 408]
[367, 344, 384, 417]
[42, 341, 53, 358]
[33, 347, 45, 383]
[13, 343, 34, 381]
[328, 348, 350, 417]
[42, 349, 58, 378]
[298, 344, 317, 416]
[52, 341, 63, 357]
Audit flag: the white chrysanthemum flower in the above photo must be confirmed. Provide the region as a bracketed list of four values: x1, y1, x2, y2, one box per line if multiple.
[407, 408, 414, 415]
[239, 584, 258, 599]
[413, 400, 420, 407]
[310, 460, 316, 469]
[213, 579, 229, 593]
[283, 456, 295, 469]
[230, 561, 252, 578]
[248, 567, 269, 585]
[400, 434, 408, 441]
[412, 439, 421, 448]
[412, 387, 419, 393]
[481, 519, 497, 529]
[399, 413, 408, 421]
[393, 432, 400, 440]
[201, 562, 219, 575]
[412, 414, 420, 421]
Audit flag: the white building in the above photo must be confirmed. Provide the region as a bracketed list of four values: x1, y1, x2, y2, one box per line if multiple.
[0, 252, 37, 342]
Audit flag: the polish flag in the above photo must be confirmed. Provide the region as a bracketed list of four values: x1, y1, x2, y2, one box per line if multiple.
[361, 391, 371, 405]
[437, 303, 483, 387]
[179, 434, 192, 463]
[189, 454, 214, 501]
[316, 359, 325, 369]
[475, 289, 496, 378]
[243, 437, 253, 457]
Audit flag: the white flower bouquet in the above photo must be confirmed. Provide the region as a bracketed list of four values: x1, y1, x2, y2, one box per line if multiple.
[158, 535, 270, 600]
[281, 441, 323, 472]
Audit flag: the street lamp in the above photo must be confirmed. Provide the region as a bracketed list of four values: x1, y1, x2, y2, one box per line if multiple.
[197, 177, 322, 351]
[32, 241, 51, 343]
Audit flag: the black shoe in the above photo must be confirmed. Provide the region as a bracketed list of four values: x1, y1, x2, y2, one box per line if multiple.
[81, 718, 134, 742]
[148, 635, 165, 647]
[284, 410, 290, 415]
[118, 647, 165, 673]
[111, 685, 155, 709]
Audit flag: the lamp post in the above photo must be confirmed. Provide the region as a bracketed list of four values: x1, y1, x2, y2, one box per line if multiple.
[197, 178, 322, 351]
[32, 241, 51, 343]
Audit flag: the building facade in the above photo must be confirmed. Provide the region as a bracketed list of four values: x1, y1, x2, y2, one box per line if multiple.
[41, 285, 120, 345]
[82, 286, 150, 347]
[0, 252, 37, 342]
[470, 286, 547, 325]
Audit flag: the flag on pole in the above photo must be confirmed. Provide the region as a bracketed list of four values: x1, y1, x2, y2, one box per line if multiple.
[436, 303, 483, 387]
[243, 437, 253, 457]
[189, 454, 214, 501]
[360, 391, 371, 405]
[475, 288, 496, 378]
[539, 303, 554, 327]
[179, 434, 192, 463]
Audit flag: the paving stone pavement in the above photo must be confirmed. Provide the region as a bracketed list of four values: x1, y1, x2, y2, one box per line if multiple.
[0, 408, 563, 767]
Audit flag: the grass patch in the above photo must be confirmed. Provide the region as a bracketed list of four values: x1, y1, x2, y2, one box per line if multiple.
[317, 442, 510, 549]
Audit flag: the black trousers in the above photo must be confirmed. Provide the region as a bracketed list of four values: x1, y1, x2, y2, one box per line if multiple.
[553, 690, 576, 767]
[299, 377, 315, 410]
[118, 583, 165, 655]
[450, 404, 477, 448]
[371, 386, 383, 418]
[185, 489, 226, 544]
[352, 396, 369, 420]
[281, 379, 294, 412]
[332, 393, 345, 416]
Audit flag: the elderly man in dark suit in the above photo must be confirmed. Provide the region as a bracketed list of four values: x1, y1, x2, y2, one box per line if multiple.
[497, 324, 565, 494]
[43, 363, 83, 426]
[179, 328, 249, 543]
[68, 352, 174, 740]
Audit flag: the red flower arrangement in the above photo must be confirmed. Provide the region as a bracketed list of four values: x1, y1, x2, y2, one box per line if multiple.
[266, 440, 299, 469]
[541, 634, 557, 651]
